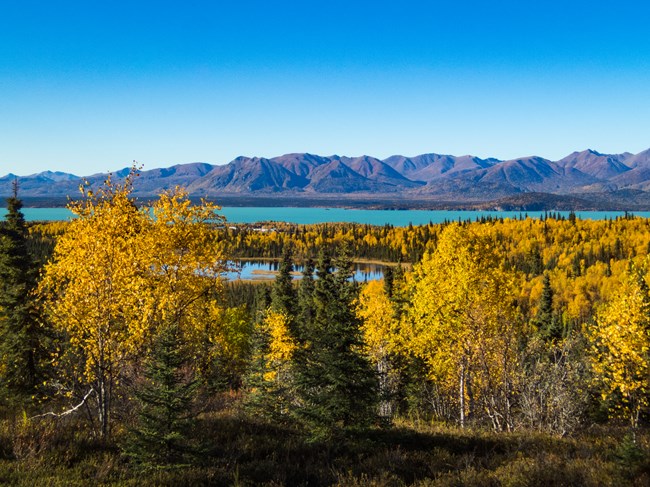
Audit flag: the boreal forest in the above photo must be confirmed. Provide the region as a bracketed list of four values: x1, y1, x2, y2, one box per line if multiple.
[1, 170, 649, 486]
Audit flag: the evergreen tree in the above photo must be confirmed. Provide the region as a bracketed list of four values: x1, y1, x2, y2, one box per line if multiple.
[293, 250, 378, 440]
[0, 183, 43, 404]
[297, 258, 315, 342]
[383, 266, 394, 298]
[534, 274, 562, 341]
[529, 246, 544, 275]
[244, 249, 299, 422]
[256, 283, 272, 315]
[388, 262, 408, 319]
[123, 323, 199, 467]
[271, 247, 296, 316]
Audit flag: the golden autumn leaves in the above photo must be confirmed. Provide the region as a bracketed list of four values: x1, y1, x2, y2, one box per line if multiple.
[357, 225, 521, 430]
[37, 170, 228, 436]
[589, 270, 650, 429]
[356, 223, 650, 432]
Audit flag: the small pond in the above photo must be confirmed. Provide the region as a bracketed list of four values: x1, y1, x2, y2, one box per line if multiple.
[223, 260, 386, 282]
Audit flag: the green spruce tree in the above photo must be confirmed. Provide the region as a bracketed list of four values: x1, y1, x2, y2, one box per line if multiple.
[293, 250, 378, 440]
[297, 258, 316, 342]
[534, 273, 563, 341]
[123, 323, 199, 467]
[271, 247, 296, 316]
[383, 266, 394, 298]
[0, 182, 43, 406]
[243, 249, 298, 422]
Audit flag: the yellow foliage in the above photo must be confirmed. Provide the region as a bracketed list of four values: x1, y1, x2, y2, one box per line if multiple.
[262, 310, 297, 383]
[38, 172, 228, 390]
[357, 280, 398, 362]
[589, 270, 650, 427]
[402, 224, 522, 429]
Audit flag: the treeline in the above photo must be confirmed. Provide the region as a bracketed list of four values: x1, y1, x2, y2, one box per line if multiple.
[218, 220, 445, 262]
[216, 211, 639, 263]
[1, 175, 649, 484]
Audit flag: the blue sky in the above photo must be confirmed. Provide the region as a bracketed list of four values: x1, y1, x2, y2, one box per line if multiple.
[1, 0, 649, 176]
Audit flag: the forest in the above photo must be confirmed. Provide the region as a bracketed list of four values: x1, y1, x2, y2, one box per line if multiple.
[0, 171, 649, 486]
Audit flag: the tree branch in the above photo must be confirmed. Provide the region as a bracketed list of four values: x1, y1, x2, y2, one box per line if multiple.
[30, 388, 95, 420]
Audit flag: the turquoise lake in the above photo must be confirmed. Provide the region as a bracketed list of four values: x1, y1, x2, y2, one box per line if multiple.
[1, 207, 648, 226]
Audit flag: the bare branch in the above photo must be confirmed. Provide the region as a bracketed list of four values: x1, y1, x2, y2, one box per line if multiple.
[30, 388, 95, 420]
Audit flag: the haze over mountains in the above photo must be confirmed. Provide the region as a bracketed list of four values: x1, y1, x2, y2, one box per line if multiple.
[3, 148, 650, 209]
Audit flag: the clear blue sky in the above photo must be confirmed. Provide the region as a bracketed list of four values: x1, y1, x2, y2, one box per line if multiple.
[1, 0, 649, 176]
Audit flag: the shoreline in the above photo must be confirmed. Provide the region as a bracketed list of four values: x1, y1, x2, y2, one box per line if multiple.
[4, 191, 650, 212]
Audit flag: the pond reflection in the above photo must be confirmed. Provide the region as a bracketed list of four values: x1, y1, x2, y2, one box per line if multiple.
[223, 260, 385, 282]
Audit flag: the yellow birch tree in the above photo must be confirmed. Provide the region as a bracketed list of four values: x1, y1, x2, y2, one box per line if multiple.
[589, 267, 650, 431]
[38, 170, 228, 438]
[357, 279, 400, 418]
[139, 188, 228, 370]
[402, 224, 522, 430]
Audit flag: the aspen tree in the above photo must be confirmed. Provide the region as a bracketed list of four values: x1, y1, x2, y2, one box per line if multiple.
[403, 224, 521, 430]
[589, 266, 650, 432]
[39, 170, 227, 438]
[357, 280, 400, 418]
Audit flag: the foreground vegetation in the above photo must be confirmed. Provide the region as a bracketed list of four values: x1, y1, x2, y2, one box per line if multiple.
[1, 170, 649, 485]
[1, 410, 648, 486]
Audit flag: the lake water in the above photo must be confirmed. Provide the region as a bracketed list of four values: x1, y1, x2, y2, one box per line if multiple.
[3, 207, 648, 226]
[225, 260, 386, 282]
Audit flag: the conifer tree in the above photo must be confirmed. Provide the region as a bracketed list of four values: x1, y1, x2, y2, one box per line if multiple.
[123, 322, 198, 467]
[387, 262, 408, 319]
[271, 247, 296, 317]
[256, 284, 272, 316]
[0, 182, 43, 404]
[297, 258, 316, 340]
[534, 274, 563, 341]
[293, 251, 378, 439]
[244, 249, 299, 422]
[242, 319, 274, 418]
[382, 266, 394, 298]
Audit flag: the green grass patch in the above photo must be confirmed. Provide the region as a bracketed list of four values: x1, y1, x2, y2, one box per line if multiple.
[0, 412, 648, 486]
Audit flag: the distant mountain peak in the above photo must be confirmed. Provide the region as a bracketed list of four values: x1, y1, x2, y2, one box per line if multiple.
[9, 170, 80, 182]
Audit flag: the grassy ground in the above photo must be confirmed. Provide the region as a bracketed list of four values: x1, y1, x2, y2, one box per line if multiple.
[0, 410, 648, 486]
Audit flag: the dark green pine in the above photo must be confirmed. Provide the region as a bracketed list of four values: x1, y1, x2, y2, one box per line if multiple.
[0, 185, 42, 403]
[242, 317, 276, 420]
[123, 323, 198, 467]
[296, 258, 315, 343]
[242, 314, 295, 423]
[244, 248, 301, 423]
[383, 266, 394, 298]
[270, 247, 296, 317]
[534, 273, 563, 342]
[293, 250, 378, 440]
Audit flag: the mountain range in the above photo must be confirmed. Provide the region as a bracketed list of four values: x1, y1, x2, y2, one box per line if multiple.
[3, 148, 650, 210]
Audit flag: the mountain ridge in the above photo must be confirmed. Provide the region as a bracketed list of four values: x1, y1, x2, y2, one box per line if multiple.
[3, 148, 650, 209]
